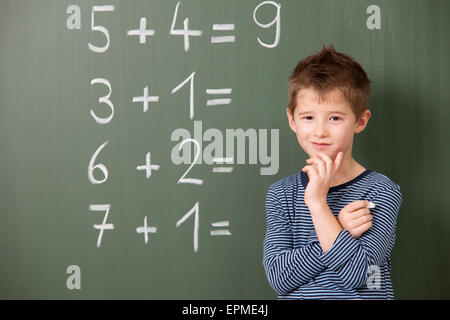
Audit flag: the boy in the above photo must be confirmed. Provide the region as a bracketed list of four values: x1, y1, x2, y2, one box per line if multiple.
[263, 45, 403, 299]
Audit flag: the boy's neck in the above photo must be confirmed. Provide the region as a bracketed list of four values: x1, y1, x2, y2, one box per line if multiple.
[330, 157, 366, 188]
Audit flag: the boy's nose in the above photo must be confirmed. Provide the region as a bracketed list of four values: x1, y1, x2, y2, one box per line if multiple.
[313, 122, 327, 136]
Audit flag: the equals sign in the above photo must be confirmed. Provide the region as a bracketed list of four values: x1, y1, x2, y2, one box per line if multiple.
[212, 157, 233, 173]
[211, 24, 235, 43]
[206, 88, 232, 106]
[210, 221, 231, 236]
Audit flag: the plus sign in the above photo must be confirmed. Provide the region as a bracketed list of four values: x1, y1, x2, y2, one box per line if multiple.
[136, 216, 157, 244]
[132, 86, 159, 112]
[127, 17, 155, 44]
[136, 152, 160, 178]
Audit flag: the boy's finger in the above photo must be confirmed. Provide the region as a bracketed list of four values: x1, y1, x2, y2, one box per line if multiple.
[302, 165, 317, 177]
[306, 158, 325, 177]
[344, 200, 370, 212]
[352, 221, 373, 237]
[345, 208, 370, 219]
[333, 151, 344, 171]
[316, 153, 332, 173]
[353, 213, 373, 227]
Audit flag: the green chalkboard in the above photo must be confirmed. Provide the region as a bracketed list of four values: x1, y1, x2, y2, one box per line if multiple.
[1, 0, 449, 299]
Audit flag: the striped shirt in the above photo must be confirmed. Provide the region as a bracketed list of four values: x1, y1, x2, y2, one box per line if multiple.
[263, 169, 403, 299]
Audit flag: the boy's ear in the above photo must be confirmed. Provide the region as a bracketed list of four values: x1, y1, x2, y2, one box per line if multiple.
[355, 109, 371, 134]
[286, 107, 296, 133]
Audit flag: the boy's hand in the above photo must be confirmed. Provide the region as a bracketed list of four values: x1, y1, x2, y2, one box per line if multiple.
[338, 200, 373, 239]
[302, 151, 343, 207]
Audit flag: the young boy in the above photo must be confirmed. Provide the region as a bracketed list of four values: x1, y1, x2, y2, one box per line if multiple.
[263, 45, 403, 299]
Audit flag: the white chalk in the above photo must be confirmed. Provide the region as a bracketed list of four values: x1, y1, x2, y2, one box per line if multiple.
[367, 201, 376, 209]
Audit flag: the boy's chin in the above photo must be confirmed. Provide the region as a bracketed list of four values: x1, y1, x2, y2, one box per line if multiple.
[308, 149, 339, 159]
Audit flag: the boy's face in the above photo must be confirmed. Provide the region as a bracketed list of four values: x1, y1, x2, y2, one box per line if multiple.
[287, 87, 369, 161]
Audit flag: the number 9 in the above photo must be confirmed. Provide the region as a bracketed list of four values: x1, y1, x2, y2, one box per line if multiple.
[253, 1, 281, 48]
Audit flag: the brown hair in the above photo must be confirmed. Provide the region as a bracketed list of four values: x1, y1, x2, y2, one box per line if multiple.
[287, 44, 371, 121]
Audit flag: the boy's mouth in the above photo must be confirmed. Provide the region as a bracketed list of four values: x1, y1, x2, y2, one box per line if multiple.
[312, 142, 330, 150]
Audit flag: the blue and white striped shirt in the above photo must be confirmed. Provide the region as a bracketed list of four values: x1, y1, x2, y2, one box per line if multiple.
[263, 169, 403, 299]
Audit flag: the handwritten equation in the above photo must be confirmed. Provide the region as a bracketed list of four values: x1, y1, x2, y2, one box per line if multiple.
[66, 1, 282, 52]
[66, 1, 282, 252]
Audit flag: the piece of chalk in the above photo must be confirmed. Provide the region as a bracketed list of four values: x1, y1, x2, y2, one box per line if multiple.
[367, 201, 376, 209]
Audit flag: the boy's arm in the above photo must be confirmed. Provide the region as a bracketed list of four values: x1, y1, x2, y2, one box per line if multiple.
[308, 201, 343, 252]
[263, 187, 326, 295]
[310, 186, 403, 289]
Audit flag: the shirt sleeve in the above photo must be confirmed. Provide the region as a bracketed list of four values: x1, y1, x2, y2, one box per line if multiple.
[263, 186, 326, 295]
[315, 185, 403, 289]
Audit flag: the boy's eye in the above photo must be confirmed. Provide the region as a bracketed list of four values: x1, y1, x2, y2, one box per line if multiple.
[301, 116, 341, 121]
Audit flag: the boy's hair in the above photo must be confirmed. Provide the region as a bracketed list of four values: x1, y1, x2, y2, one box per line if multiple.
[288, 44, 371, 121]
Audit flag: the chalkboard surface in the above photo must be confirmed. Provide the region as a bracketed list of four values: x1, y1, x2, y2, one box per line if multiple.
[1, 0, 449, 299]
